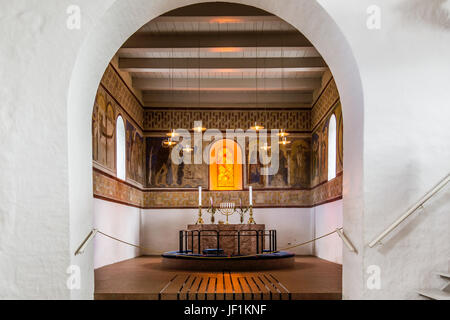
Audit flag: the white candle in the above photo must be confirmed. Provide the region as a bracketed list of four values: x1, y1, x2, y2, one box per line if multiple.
[249, 186, 253, 206]
[210, 197, 213, 206]
[198, 186, 202, 206]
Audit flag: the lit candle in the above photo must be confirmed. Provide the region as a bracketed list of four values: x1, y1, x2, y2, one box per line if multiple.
[249, 186, 253, 206]
[198, 186, 202, 206]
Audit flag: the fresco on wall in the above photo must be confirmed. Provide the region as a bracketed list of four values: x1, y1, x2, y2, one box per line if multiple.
[146, 137, 208, 188]
[92, 93, 116, 172]
[246, 137, 311, 189]
[310, 101, 343, 187]
[289, 139, 311, 188]
[126, 120, 145, 184]
[247, 139, 265, 188]
[336, 103, 344, 173]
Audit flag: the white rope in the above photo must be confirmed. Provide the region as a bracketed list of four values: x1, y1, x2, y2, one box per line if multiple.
[95, 228, 343, 259]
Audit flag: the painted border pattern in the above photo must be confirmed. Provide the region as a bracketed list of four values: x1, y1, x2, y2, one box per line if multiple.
[94, 169, 342, 209]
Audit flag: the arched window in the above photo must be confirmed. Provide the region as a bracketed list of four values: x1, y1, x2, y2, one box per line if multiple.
[328, 114, 337, 181]
[209, 139, 243, 191]
[116, 116, 126, 180]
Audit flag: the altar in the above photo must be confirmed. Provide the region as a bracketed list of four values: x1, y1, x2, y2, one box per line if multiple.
[186, 224, 266, 256]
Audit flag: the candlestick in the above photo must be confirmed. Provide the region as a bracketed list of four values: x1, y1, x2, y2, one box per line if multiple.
[249, 186, 253, 206]
[196, 205, 204, 224]
[248, 205, 255, 224]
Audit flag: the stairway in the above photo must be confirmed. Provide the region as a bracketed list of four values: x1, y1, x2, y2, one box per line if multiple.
[417, 272, 450, 300]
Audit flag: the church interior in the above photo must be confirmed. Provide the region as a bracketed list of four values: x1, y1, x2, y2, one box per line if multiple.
[2, 0, 449, 303]
[92, 3, 345, 300]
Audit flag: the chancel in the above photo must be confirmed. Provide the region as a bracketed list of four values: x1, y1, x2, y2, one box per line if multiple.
[90, 3, 348, 300]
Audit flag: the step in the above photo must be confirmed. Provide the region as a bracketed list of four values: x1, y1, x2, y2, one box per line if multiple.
[417, 289, 450, 300]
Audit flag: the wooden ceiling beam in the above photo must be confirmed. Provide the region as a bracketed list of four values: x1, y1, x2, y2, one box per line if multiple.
[121, 31, 312, 49]
[133, 77, 321, 91]
[120, 57, 327, 73]
[142, 90, 313, 105]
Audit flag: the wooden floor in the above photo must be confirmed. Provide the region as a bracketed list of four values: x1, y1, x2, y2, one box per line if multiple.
[95, 256, 342, 300]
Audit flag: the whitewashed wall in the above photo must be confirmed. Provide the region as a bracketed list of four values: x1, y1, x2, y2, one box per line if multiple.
[140, 208, 314, 255]
[93, 199, 140, 269]
[313, 200, 343, 264]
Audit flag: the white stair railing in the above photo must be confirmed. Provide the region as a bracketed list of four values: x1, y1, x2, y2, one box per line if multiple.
[369, 173, 450, 248]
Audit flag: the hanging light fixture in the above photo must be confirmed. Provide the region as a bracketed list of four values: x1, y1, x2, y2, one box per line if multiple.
[166, 128, 179, 138]
[278, 34, 289, 138]
[162, 137, 177, 148]
[166, 48, 179, 138]
[182, 145, 194, 153]
[192, 26, 206, 133]
[260, 142, 271, 151]
[279, 136, 291, 146]
[277, 129, 290, 137]
[250, 23, 264, 131]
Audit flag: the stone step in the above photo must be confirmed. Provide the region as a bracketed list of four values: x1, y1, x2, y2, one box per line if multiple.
[417, 289, 450, 300]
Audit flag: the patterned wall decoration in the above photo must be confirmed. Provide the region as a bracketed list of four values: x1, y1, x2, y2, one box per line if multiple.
[93, 65, 145, 186]
[93, 168, 341, 209]
[143, 109, 311, 132]
[101, 64, 144, 128]
[92, 63, 343, 208]
[311, 78, 340, 130]
[93, 169, 143, 208]
[311, 101, 343, 187]
[310, 173, 343, 206]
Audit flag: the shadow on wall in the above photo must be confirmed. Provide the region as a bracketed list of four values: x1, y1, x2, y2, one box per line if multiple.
[397, 0, 450, 29]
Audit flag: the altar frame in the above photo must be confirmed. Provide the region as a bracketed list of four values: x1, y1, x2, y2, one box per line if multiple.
[178, 229, 277, 256]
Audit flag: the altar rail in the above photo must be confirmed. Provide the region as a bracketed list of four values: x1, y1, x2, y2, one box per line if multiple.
[178, 229, 277, 256]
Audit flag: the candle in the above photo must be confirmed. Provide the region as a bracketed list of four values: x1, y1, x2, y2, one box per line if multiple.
[249, 186, 253, 206]
[198, 186, 202, 206]
[210, 197, 213, 206]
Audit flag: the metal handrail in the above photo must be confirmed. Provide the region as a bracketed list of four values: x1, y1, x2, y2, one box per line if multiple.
[368, 173, 450, 248]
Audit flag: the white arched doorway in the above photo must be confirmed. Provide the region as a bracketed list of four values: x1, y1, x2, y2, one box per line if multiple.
[67, 0, 364, 299]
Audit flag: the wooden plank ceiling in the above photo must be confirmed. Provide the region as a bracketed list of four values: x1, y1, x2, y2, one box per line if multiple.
[116, 3, 328, 110]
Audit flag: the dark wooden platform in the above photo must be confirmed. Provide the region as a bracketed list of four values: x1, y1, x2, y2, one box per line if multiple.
[95, 256, 342, 300]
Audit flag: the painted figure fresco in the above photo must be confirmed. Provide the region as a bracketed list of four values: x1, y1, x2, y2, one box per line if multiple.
[289, 139, 311, 188]
[126, 120, 144, 184]
[92, 92, 115, 172]
[311, 132, 320, 186]
[267, 147, 289, 188]
[146, 137, 208, 188]
[319, 119, 329, 183]
[247, 139, 264, 188]
[335, 102, 344, 173]
[310, 100, 343, 187]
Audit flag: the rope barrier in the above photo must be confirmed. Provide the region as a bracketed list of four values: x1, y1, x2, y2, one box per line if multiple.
[96, 228, 343, 260]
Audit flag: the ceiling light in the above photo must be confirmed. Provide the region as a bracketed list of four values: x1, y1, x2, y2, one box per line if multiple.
[250, 122, 264, 131]
[162, 138, 177, 148]
[279, 137, 291, 145]
[277, 129, 290, 137]
[166, 129, 179, 138]
[192, 126, 206, 133]
[182, 145, 194, 153]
